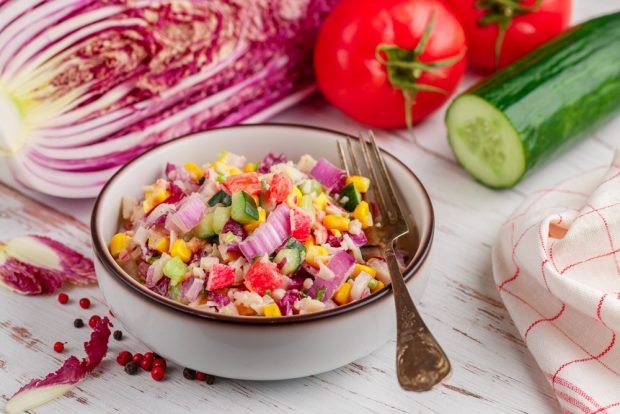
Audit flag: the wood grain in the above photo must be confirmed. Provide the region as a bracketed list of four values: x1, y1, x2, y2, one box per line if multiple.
[1, 2, 618, 413]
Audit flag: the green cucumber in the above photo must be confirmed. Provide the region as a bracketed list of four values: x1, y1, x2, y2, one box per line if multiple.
[298, 179, 323, 195]
[285, 238, 306, 254]
[163, 257, 187, 286]
[338, 182, 361, 212]
[231, 191, 259, 224]
[274, 248, 303, 275]
[212, 206, 231, 234]
[194, 212, 215, 239]
[299, 195, 315, 221]
[446, 12, 620, 189]
[208, 190, 232, 207]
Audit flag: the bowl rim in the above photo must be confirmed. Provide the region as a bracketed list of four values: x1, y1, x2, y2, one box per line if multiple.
[91, 123, 434, 325]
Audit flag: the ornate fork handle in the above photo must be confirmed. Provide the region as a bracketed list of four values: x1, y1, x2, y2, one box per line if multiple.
[385, 248, 451, 391]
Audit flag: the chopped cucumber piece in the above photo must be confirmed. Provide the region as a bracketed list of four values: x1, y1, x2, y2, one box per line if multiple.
[338, 182, 361, 212]
[285, 238, 306, 254]
[212, 206, 231, 234]
[274, 248, 304, 275]
[231, 191, 259, 224]
[446, 95, 525, 188]
[194, 212, 215, 239]
[298, 179, 323, 195]
[167, 283, 185, 303]
[208, 190, 232, 207]
[299, 195, 315, 222]
[163, 257, 187, 286]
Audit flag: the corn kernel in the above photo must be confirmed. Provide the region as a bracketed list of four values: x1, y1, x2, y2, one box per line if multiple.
[263, 303, 282, 317]
[149, 236, 169, 253]
[370, 280, 385, 293]
[346, 176, 371, 193]
[184, 162, 204, 182]
[333, 283, 352, 305]
[353, 201, 373, 229]
[143, 188, 170, 212]
[109, 233, 130, 257]
[229, 167, 242, 176]
[323, 214, 350, 232]
[244, 207, 266, 233]
[243, 163, 258, 173]
[330, 229, 342, 238]
[170, 239, 192, 263]
[313, 193, 329, 211]
[286, 186, 303, 207]
[351, 264, 377, 278]
[305, 245, 328, 267]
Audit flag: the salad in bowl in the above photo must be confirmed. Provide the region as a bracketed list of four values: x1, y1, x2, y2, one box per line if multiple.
[109, 151, 391, 317]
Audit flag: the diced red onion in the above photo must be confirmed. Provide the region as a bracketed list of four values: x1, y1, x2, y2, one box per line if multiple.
[310, 158, 346, 192]
[345, 231, 368, 247]
[239, 204, 291, 260]
[307, 251, 355, 302]
[165, 194, 205, 234]
[144, 203, 175, 227]
[182, 277, 204, 302]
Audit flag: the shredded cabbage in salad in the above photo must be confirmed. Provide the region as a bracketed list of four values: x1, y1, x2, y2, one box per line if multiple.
[110, 151, 393, 316]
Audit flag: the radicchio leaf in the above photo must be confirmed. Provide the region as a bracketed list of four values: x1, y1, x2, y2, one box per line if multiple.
[258, 152, 288, 173]
[5, 317, 111, 414]
[277, 290, 301, 316]
[0, 236, 96, 295]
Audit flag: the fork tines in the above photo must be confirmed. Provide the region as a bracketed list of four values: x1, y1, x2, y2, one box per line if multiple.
[338, 131, 407, 229]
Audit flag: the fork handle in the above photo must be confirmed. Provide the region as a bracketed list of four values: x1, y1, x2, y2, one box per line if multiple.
[386, 248, 452, 391]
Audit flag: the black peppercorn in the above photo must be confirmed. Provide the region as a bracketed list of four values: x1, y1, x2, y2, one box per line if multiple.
[183, 368, 196, 380]
[113, 330, 123, 341]
[73, 318, 84, 328]
[124, 362, 138, 375]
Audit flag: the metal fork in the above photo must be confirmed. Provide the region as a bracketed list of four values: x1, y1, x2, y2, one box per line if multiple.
[338, 131, 451, 391]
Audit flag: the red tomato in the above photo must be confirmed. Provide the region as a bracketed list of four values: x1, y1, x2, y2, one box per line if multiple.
[223, 173, 262, 196]
[445, 0, 571, 71]
[314, 0, 466, 128]
[267, 173, 292, 205]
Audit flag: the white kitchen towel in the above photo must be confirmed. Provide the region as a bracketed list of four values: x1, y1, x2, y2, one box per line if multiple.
[493, 152, 620, 413]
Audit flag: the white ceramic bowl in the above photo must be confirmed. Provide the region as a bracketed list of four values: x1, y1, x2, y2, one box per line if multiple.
[91, 124, 434, 380]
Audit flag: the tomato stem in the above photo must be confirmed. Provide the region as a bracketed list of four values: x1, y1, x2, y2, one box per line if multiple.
[476, 0, 544, 68]
[375, 12, 465, 129]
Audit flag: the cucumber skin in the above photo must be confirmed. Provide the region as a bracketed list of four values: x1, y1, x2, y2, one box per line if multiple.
[453, 12, 620, 186]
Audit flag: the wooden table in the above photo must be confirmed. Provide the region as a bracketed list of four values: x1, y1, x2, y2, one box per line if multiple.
[1, 2, 618, 412]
